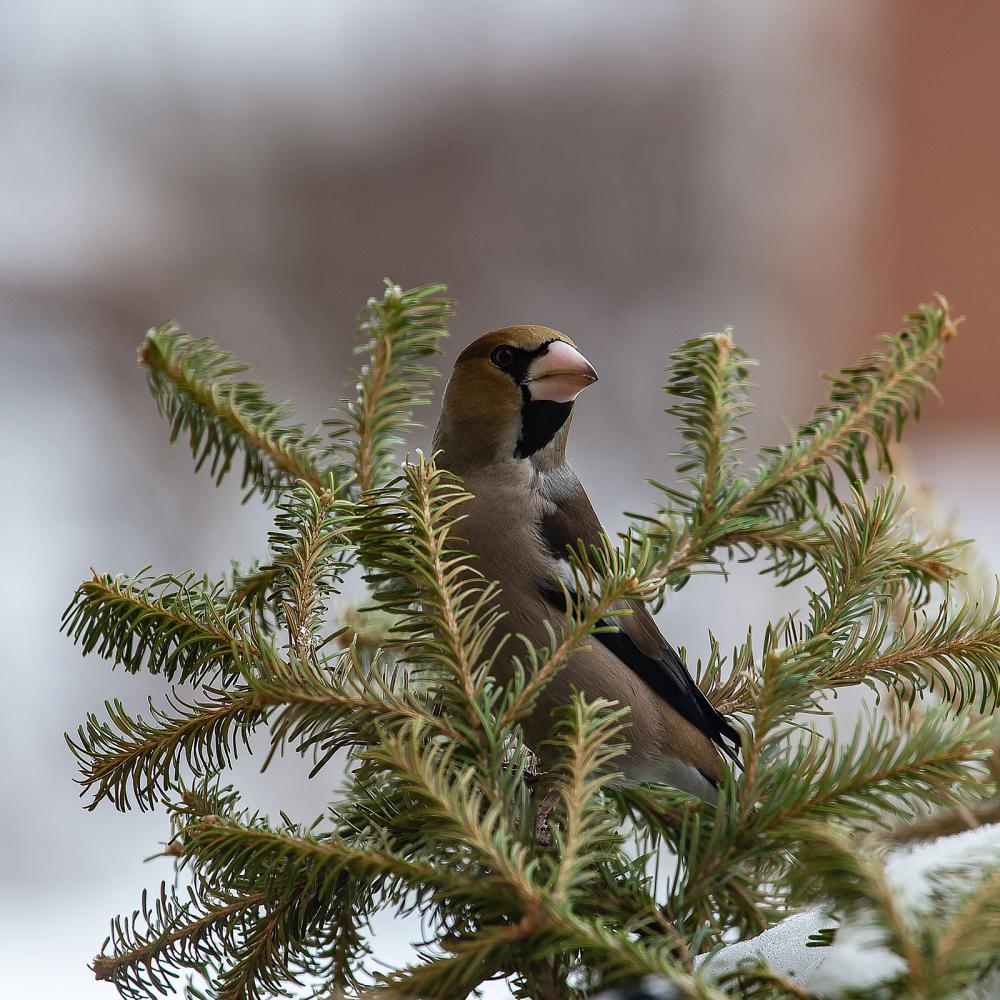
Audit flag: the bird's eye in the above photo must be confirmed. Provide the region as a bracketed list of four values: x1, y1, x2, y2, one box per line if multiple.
[490, 346, 515, 369]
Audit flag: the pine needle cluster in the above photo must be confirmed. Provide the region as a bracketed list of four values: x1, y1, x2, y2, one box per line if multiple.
[65, 282, 1000, 999]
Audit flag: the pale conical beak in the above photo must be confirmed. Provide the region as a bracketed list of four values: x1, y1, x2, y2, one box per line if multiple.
[525, 341, 599, 403]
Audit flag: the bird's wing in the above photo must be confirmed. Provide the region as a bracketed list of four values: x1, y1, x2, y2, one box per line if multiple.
[539, 476, 741, 762]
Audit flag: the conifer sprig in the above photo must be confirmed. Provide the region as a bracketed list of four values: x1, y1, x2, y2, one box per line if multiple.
[92, 883, 270, 999]
[62, 571, 260, 685]
[178, 814, 478, 906]
[662, 328, 754, 527]
[837, 590, 1000, 710]
[67, 688, 261, 812]
[358, 455, 504, 737]
[68, 288, 1000, 999]
[652, 705, 988, 946]
[140, 326, 329, 500]
[547, 697, 630, 898]
[701, 485, 1000, 720]
[646, 299, 960, 589]
[263, 483, 353, 655]
[249, 642, 464, 774]
[327, 281, 453, 495]
[753, 299, 956, 512]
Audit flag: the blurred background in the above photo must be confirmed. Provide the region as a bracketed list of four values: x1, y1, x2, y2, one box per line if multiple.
[3, 2, 999, 995]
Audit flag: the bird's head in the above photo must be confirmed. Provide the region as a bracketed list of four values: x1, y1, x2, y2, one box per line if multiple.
[433, 325, 598, 472]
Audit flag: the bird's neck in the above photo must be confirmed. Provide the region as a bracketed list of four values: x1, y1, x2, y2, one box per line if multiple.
[433, 399, 572, 476]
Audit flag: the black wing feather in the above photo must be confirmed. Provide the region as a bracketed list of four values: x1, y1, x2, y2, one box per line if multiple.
[540, 583, 740, 762]
[591, 614, 741, 761]
[539, 484, 740, 762]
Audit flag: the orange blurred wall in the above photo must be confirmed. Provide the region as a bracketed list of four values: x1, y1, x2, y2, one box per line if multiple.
[880, 2, 1000, 432]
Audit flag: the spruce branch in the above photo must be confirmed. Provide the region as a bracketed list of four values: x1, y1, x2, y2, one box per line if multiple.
[644, 299, 959, 589]
[359, 455, 504, 737]
[327, 281, 453, 495]
[363, 721, 534, 899]
[63, 571, 261, 685]
[655, 697, 988, 943]
[751, 299, 956, 514]
[72, 290, 1000, 999]
[806, 483, 937, 638]
[175, 812, 483, 949]
[67, 688, 262, 812]
[264, 483, 353, 656]
[225, 483, 356, 645]
[758, 708, 990, 832]
[93, 884, 270, 999]
[663, 328, 754, 526]
[723, 518, 963, 595]
[250, 642, 463, 775]
[547, 696, 630, 900]
[837, 590, 1000, 711]
[704, 484, 1000, 720]
[203, 894, 301, 1000]
[139, 325, 330, 500]
[549, 916, 730, 999]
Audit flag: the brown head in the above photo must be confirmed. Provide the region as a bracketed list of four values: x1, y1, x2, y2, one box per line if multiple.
[433, 325, 598, 472]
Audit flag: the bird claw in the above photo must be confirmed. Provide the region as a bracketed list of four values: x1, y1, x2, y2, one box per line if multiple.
[534, 789, 559, 846]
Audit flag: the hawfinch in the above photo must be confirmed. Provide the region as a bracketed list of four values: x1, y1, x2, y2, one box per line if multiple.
[433, 326, 740, 801]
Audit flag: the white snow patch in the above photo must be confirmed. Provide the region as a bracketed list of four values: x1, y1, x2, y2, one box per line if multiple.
[699, 823, 1000, 998]
[696, 909, 832, 983]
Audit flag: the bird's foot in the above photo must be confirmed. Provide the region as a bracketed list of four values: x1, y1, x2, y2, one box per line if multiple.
[534, 789, 560, 846]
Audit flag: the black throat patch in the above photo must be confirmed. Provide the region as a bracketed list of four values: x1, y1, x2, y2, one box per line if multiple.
[515, 393, 572, 458]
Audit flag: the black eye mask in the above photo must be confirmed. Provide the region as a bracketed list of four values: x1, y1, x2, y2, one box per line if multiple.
[490, 340, 556, 384]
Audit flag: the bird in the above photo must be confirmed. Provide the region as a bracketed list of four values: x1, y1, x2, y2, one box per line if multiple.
[432, 325, 740, 804]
